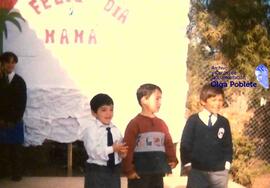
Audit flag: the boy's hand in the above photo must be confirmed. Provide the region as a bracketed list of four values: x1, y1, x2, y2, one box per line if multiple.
[118, 146, 128, 158]
[182, 166, 192, 176]
[168, 162, 177, 169]
[127, 172, 140, 179]
[112, 142, 128, 153]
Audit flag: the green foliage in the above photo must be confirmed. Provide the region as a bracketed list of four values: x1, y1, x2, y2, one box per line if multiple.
[187, 1, 270, 187]
[185, 44, 212, 114]
[0, 8, 24, 54]
[189, 0, 270, 80]
[0, 9, 25, 37]
[224, 24, 270, 79]
[231, 135, 270, 187]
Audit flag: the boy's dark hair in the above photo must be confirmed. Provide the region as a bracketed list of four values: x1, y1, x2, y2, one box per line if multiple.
[136, 83, 162, 106]
[90, 93, 114, 113]
[200, 84, 224, 102]
[0, 52, 18, 64]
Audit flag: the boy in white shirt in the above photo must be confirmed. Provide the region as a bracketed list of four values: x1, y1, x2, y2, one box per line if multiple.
[82, 93, 128, 188]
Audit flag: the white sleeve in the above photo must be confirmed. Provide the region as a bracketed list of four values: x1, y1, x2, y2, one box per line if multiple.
[184, 163, 191, 167]
[115, 129, 124, 159]
[225, 161, 231, 170]
[83, 128, 113, 161]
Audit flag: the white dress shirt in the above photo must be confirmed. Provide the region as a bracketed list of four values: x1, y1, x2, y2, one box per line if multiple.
[8, 71, 15, 83]
[198, 109, 217, 127]
[81, 118, 123, 166]
[185, 109, 231, 170]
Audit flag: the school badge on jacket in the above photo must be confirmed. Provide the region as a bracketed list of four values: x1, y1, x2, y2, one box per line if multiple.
[217, 128, 225, 139]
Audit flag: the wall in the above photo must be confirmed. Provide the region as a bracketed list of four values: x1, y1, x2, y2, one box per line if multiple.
[4, 0, 189, 145]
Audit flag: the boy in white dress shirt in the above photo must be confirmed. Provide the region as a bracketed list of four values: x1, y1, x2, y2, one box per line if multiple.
[180, 84, 233, 188]
[82, 93, 128, 188]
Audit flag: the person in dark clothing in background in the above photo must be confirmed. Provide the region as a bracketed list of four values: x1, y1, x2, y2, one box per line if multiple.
[0, 52, 27, 181]
[180, 84, 233, 188]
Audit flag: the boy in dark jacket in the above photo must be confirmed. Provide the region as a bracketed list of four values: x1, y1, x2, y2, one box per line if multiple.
[180, 84, 233, 188]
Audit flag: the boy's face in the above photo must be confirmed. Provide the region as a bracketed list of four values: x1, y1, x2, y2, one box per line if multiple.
[201, 94, 224, 114]
[141, 89, 162, 113]
[92, 105, 113, 125]
[3, 59, 16, 74]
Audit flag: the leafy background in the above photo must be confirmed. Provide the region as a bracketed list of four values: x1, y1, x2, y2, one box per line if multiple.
[0, 0, 24, 54]
[186, 0, 270, 187]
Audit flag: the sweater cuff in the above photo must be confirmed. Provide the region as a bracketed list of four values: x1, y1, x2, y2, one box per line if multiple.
[126, 169, 136, 177]
[124, 163, 136, 176]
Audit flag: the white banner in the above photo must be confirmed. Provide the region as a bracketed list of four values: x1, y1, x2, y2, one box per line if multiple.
[4, 0, 189, 145]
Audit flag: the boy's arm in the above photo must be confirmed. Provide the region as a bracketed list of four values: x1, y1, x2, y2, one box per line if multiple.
[223, 119, 233, 167]
[82, 127, 114, 161]
[122, 120, 138, 176]
[116, 130, 128, 158]
[163, 122, 178, 165]
[180, 116, 195, 166]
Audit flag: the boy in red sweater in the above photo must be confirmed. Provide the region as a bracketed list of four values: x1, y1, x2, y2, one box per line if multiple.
[122, 83, 178, 188]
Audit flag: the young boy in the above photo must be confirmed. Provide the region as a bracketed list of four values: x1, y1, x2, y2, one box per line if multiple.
[81, 93, 128, 188]
[180, 84, 233, 188]
[122, 83, 178, 188]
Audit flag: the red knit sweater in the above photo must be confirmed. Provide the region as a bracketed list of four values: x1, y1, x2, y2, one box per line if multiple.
[122, 114, 178, 176]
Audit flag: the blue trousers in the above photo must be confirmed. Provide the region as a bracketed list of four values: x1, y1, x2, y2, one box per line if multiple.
[0, 121, 24, 144]
[128, 174, 164, 188]
[0, 121, 24, 177]
[84, 163, 121, 188]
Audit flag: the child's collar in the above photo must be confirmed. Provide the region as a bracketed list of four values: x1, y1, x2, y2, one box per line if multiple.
[139, 113, 156, 119]
[95, 118, 115, 127]
[201, 108, 217, 117]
